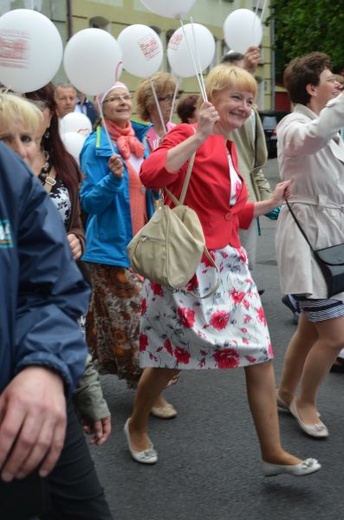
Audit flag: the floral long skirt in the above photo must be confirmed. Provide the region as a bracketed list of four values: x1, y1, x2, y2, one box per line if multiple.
[85, 263, 143, 388]
[140, 246, 273, 370]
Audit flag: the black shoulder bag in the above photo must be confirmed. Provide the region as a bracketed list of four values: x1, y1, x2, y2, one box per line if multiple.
[286, 200, 344, 297]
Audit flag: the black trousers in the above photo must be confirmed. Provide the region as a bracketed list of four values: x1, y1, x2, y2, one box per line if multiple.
[0, 400, 113, 520]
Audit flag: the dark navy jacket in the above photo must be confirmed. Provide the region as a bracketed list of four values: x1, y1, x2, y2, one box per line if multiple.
[0, 143, 90, 395]
[75, 98, 99, 125]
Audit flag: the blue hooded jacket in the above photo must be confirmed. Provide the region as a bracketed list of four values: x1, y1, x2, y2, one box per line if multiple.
[0, 143, 89, 396]
[80, 120, 155, 267]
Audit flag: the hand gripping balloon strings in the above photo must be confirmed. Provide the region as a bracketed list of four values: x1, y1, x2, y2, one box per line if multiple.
[179, 17, 207, 102]
[168, 78, 180, 124]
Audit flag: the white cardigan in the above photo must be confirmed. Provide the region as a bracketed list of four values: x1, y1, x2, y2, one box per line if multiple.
[275, 94, 344, 299]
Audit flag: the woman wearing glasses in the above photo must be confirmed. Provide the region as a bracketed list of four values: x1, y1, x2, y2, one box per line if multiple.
[80, 82, 173, 415]
[136, 72, 178, 151]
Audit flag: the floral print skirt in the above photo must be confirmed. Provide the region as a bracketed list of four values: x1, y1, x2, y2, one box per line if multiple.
[85, 263, 143, 388]
[140, 246, 273, 370]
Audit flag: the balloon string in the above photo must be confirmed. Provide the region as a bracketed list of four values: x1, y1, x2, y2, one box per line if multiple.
[260, 0, 268, 23]
[179, 18, 207, 101]
[189, 16, 208, 102]
[115, 60, 123, 82]
[97, 100, 117, 155]
[169, 78, 180, 123]
[254, 0, 261, 15]
[150, 79, 167, 137]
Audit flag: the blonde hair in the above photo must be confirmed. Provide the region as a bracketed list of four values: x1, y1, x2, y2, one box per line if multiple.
[136, 72, 177, 121]
[0, 91, 43, 135]
[204, 64, 257, 103]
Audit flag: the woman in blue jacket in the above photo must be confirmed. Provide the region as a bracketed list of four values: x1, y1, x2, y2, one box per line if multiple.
[80, 82, 175, 416]
[0, 141, 113, 517]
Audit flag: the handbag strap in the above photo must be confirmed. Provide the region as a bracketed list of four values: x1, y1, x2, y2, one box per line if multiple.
[164, 126, 197, 206]
[164, 151, 196, 206]
[254, 110, 259, 169]
[286, 200, 314, 252]
[42, 169, 57, 194]
[165, 151, 220, 299]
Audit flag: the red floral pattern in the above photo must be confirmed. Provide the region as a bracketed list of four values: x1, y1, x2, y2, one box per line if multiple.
[139, 245, 272, 370]
[178, 307, 196, 328]
[185, 274, 199, 292]
[140, 333, 148, 352]
[214, 348, 240, 368]
[175, 346, 191, 365]
[201, 250, 216, 267]
[209, 310, 230, 330]
[256, 306, 267, 325]
[151, 281, 164, 296]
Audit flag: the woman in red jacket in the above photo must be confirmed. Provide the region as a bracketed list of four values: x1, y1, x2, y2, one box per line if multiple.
[124, 65, 320, 478]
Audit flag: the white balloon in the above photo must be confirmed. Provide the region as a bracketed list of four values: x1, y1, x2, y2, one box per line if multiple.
[60, 113, 92, 137]
[63, 29, 123, 96]
[118, 25, 163, 78]
[61, 132, 87, 165]
[223, 9, 262, 54]
[0, 9, 63, 92]
[167, 24, 215, 79]
[140, 0, 197, 19]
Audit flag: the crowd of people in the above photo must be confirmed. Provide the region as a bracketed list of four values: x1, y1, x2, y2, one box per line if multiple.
[3, 44, 344, 517]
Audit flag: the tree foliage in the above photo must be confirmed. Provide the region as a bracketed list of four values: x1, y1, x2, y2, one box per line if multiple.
[269, 0, 344, 83]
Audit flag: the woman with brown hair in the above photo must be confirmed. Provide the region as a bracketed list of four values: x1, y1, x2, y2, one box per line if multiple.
[136, 71, 178, 151]
[176, 94, 199, 124]
[25, 82, 85, 261]
[275, 52, 344, 437]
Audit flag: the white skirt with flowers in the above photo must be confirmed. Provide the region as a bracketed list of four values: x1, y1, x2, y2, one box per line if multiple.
[139, 245, 273, 370]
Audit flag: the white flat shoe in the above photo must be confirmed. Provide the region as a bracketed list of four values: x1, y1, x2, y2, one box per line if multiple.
[289, 399, 328, 438]
[262, 458, 321, 477]
[123, 419, 158, 464]
[150, 403, 177, 419]
[277, 392, 321, 417]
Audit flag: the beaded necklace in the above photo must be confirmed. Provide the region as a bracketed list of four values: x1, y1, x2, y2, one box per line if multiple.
[38, 149, 56, 189]
[38, 149, 56, 191]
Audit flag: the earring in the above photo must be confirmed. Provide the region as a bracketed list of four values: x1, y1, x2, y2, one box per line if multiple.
[44, 128, 50, 139]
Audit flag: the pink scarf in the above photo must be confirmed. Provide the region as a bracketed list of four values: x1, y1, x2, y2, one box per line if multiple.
[104, 119, 145, 160]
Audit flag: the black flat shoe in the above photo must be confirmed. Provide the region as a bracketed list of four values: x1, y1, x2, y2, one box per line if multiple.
[330, 358, 344, 373]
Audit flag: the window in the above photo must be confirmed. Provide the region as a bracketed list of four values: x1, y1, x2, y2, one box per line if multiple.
[89, 16, 111, 32]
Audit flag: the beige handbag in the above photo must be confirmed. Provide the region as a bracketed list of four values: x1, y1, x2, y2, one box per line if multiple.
[127, 153, 219, 298]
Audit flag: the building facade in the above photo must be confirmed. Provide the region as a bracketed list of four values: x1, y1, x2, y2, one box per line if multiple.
[0, 0, 274, 111]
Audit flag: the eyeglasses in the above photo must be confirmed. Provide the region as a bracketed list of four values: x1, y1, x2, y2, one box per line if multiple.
[158, 94, 174, 103]
[103, 94, 132, 104]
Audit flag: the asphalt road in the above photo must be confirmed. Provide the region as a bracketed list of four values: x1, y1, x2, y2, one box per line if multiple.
[90, 159, 344, 520]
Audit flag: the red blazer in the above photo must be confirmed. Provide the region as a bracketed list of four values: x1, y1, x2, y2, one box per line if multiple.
[140, 123, 254, 250]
